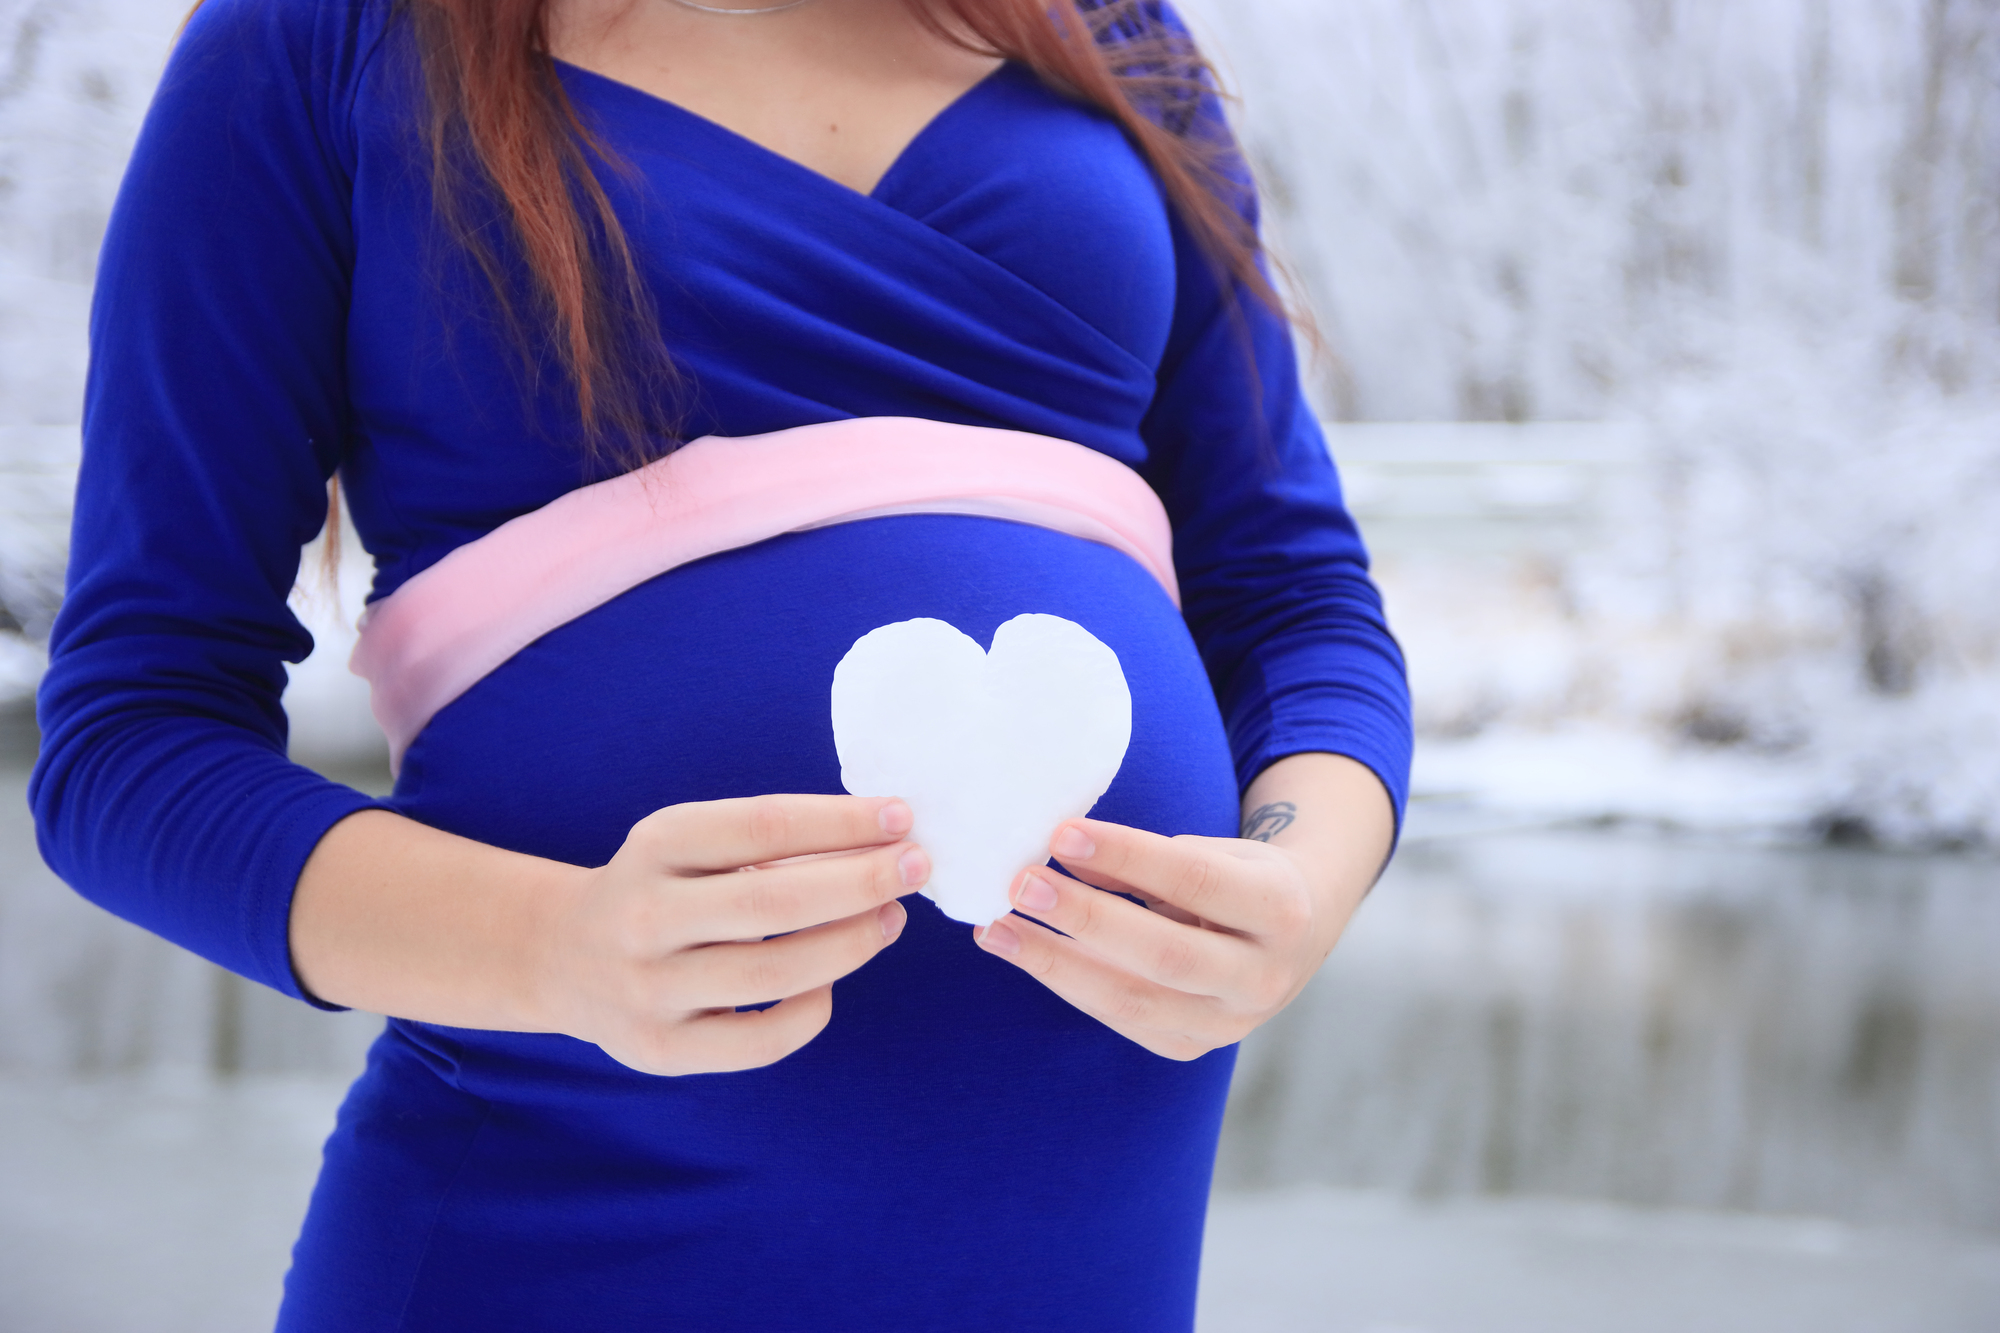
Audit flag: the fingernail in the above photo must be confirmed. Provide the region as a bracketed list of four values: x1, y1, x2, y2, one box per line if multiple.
[898, 847, 930, 888]
[979, 921, 1022, 958]
[1015, 870, 1058, 912]
[1051, 826, 1095, 860]
[878, 901, 905, 941]
[878, 800, 913, 835]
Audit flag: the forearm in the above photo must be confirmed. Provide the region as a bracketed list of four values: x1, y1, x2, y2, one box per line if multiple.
[1239, 752, 1395, 956]
[290, 809, 587, 1029]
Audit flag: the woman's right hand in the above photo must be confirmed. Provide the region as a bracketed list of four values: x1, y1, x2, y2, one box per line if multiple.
[535, 795, 924, 1076]
[291, 795, 923, 1075]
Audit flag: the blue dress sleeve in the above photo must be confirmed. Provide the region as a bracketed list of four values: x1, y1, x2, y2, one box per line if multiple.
[1134, 91, 1413, 821]
[28, 0, 385, 1003]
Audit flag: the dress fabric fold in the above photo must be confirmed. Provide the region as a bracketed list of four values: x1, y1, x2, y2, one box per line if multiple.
[30, 2, 1413, 1330]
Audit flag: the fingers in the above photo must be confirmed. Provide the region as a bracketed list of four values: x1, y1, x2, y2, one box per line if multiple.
[569, 796, 925, 1078]
[1037, 859, 1203, 925]
[1007, 865, 1261, 1002]
[639, 794, 915, 874]
[684, 839, 929, 942]
[605, 985, 837, 1077]
[604, 898, 906, 1076]
[1048, 820, 1308, 938]
[670, 901, 907, 1009]
[975, 916, 1233, 1062]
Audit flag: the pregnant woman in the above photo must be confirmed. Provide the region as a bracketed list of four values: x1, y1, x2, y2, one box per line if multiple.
[32, 0, 1410, 1328]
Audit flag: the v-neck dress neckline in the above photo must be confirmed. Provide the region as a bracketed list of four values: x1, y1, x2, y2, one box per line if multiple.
[551, 55, 1013, 204]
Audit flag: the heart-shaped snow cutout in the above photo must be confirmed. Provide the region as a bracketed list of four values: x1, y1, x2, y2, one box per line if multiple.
[831, 614, 1132, 926]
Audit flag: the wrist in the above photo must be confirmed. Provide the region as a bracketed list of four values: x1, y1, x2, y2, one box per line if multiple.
[509, 859, 595, 1035]
[1240, 752, 1395, 944]
[293, 809, 605, 1032]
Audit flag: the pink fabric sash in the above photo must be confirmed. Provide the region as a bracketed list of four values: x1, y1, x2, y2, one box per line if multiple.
[350, 417, 1179, 771]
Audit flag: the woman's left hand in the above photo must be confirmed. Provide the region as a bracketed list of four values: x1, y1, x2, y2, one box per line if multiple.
[973, 752, 1395, 1061]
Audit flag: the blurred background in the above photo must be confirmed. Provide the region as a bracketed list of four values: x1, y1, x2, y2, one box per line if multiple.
[2, 0, 1998, 1329]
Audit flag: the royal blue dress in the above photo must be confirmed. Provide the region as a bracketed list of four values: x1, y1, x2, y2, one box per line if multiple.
[30, 1, 1412, 1329]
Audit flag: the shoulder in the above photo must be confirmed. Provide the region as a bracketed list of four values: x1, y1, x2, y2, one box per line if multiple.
[1081, 1, 1224, 142]
[168, 0, 398, 107]
[152, 0, 402, 172]
[1085, 0, 1205, 75]
[1085, 0, 1198, 43]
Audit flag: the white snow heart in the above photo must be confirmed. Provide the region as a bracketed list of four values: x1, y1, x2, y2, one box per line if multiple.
[830, 614, 1132, 927]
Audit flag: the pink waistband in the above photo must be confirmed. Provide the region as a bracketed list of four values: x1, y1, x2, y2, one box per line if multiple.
[349, 417, 1179, 772]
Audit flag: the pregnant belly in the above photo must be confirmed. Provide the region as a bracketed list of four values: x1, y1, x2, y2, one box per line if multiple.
[342, 516, 1244, 1325]
[388, 513, 1239, 868]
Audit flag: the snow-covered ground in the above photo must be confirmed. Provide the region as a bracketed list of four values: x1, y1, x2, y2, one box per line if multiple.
[1199, 1187, 2000, 1333]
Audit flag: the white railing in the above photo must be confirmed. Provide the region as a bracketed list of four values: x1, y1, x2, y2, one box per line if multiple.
[1329, 421, 1645, 555]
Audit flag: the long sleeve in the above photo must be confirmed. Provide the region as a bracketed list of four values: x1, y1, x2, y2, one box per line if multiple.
[1136, 132, 1412, 823]
[28, 0, 385, 1002]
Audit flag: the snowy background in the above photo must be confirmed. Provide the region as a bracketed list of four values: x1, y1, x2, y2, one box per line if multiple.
[2, 0, 1999, 1330]
[3, 0, 1998, 840]
[1185, 0, 2000, 848]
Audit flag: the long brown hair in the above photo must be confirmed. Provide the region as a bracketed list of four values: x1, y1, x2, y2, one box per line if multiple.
[408, 0, 1286, 465]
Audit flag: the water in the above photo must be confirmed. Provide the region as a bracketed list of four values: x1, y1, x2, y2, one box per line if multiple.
[1221, 812, 2000, 1232]
[6, 750, 2000, 1329]
[4, 781, 1999, 1330]
[5, 751, 1997, 1234]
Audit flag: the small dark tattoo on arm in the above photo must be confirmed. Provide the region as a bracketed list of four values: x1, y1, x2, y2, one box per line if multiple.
[1241, 801, 1297, 843]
